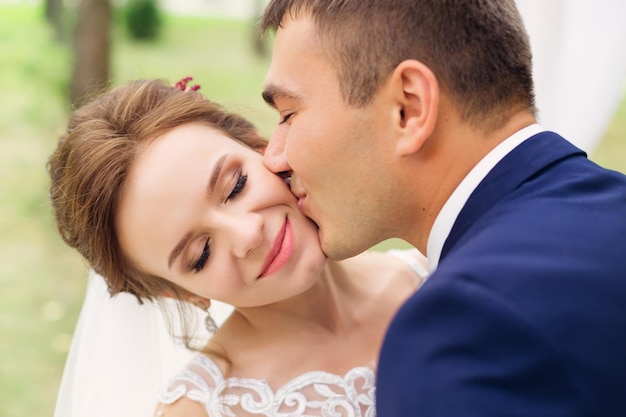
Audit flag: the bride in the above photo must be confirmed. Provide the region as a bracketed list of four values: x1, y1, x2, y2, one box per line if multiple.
[48, 78, 428, 417]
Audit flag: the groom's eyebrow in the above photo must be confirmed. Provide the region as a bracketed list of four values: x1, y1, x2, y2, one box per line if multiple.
[262, 85, 300, 108]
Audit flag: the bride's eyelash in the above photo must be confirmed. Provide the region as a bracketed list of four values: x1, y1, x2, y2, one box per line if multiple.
[227, 172, 247, 201]
[192, 239, 210, 273]
[191, 172, 247, 273]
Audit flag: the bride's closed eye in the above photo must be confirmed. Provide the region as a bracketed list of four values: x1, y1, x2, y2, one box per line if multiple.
[191, 171, 248, 273]
[192, 239, 210, 273]
[227, 171, 247, 201]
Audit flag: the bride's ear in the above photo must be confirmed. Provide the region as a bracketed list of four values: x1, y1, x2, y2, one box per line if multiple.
[161, 288, 211, 310]
[185, 294, 212, 311]
[161, 288, 175, 299]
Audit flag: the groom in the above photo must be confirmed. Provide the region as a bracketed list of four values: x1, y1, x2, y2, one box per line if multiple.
[259, 0, 626, 416]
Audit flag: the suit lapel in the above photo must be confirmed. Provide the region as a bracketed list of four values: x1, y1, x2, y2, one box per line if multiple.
[440, 132, 586, 262]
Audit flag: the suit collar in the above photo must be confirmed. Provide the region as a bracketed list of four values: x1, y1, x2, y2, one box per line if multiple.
[428, 124, 542, 270]
[439, 131, 585, 263]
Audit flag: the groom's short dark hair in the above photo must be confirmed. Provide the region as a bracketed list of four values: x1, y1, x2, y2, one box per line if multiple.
[260, 0, 536, 131]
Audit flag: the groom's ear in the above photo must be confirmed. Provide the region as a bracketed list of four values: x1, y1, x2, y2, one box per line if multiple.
[389, 59, 439, 157]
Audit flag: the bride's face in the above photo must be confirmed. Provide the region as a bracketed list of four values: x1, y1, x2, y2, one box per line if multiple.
[116, 122, 327, 307]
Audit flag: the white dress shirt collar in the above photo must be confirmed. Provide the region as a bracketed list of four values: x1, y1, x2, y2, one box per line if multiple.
[426, 124, 545, 271]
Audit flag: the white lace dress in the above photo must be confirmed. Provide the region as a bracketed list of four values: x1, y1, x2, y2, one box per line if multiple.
[158, 249, 428, 417]
[159, 354, 376, 417]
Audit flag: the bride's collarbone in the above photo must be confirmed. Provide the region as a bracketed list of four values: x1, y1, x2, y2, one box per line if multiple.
[225, 345, 376, 386]
[212, 322, 380, 383]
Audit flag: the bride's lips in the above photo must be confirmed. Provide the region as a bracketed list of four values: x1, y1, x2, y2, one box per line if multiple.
[258, 218, 294, 278]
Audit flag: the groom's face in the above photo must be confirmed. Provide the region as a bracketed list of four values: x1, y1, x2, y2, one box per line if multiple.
[263, 16, 400, 259]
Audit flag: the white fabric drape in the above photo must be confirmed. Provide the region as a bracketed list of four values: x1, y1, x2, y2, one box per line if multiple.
[53, 2, 626, 417]
[516, 0, 626, 154]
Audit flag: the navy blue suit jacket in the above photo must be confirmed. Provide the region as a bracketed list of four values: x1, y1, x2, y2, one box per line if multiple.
[377, 132, 626, 416]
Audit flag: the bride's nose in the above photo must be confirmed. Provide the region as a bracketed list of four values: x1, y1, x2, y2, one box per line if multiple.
[223, 212, 264, 259]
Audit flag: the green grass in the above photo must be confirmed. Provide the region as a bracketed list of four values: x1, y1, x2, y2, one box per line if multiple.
[594, 93, 626, 171]
[0, 4, 624, 417]
[0, 6, 82, 417]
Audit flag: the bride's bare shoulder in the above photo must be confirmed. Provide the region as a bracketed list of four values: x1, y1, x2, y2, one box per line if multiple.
[346, 249, 428, 288]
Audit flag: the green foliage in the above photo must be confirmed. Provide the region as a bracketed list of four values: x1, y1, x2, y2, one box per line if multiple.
[124, 0, 162, 40]
[594, 93, 626, 172]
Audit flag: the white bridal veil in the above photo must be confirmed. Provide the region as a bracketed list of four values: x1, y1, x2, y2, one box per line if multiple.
[53, 2, 626, 416]
[53, 271, 233, 417]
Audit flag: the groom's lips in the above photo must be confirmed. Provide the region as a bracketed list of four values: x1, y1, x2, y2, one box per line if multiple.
[297, 195, 314, 222]
[298, 197, 320, 230]
[258, 218, 293, 278]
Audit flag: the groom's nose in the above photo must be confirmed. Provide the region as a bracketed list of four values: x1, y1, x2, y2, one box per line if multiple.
[263, 129, 291, 174]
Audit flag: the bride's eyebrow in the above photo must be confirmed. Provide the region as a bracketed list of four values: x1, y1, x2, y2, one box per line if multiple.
[210, 155, 227, 192]
[169, 232, 192, 270]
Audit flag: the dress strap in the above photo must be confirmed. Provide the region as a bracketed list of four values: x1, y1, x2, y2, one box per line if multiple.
[386, 248, 430, 284]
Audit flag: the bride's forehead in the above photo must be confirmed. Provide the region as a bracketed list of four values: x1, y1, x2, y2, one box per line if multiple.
[142, 125, 249, 161]
[159, 123, 234, 145]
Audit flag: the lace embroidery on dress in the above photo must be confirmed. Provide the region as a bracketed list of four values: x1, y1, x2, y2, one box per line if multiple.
[159, 355, 376, 417]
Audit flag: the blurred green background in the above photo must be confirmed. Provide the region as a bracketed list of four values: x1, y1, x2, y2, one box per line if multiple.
[0, 3, 624, 417]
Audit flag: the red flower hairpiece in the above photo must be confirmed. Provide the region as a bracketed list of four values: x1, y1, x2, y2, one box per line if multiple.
[174, 76, 200, 92]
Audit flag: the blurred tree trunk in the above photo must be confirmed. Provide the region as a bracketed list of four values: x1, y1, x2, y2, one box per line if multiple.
[44, 0, 64, 40]
[70, 0, 112, 106]
[252, 0, 267, 57]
